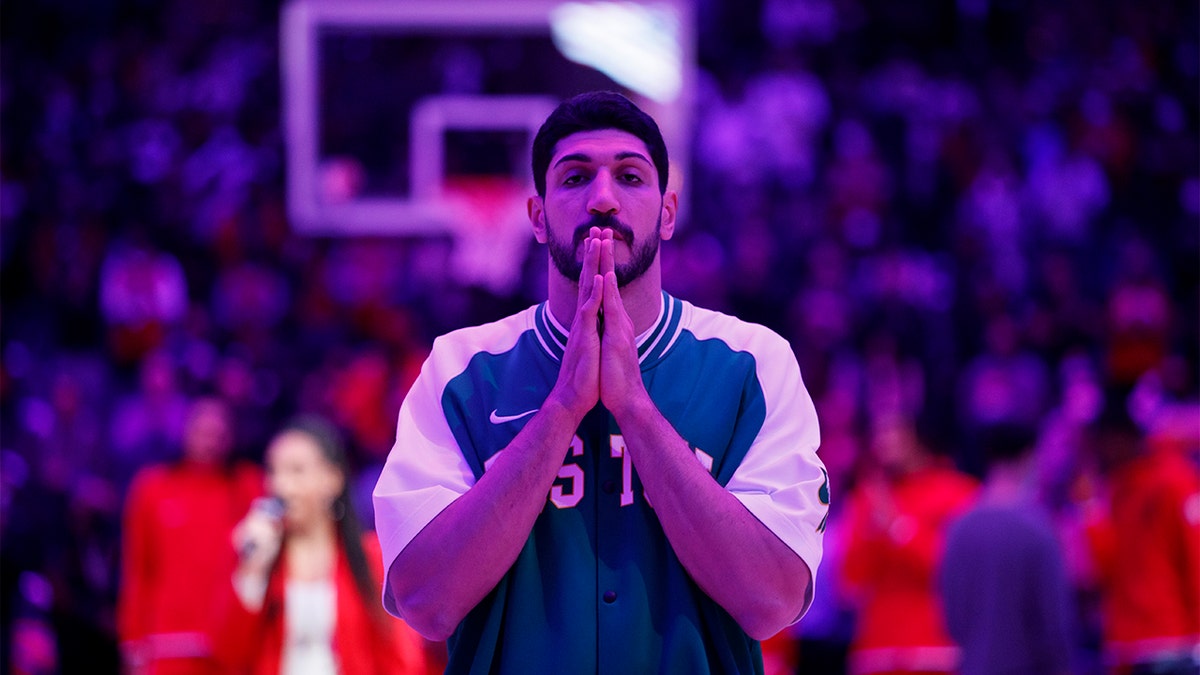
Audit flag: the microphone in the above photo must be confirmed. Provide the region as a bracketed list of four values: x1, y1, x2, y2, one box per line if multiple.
[238, 496, 285, 560]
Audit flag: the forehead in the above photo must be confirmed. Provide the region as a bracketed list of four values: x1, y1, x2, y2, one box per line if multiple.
[550, 128, 652, 166]
[188, 400, 230, 427]
[268, 430, 324, 464]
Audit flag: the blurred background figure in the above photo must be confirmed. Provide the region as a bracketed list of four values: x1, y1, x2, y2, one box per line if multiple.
[213, 416, 430, 675]
[841, 413, 978, 675]
[1081, 391, 1200, 675]
[117, 396, 263, 675]
[1, 359, 123, 675]
[940, 422, 1074, 675]
[108, 349, 191, 492]
[97, 228, 189, 368]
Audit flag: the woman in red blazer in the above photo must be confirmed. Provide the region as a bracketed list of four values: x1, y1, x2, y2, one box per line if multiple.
[212, 415, 430, 675]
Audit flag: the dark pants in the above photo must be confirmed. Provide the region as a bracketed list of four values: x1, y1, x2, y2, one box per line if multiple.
[1129, 657, 1200, 675]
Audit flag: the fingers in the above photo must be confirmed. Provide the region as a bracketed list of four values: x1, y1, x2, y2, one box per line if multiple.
[559, 253, 604, 418]
[578, 226, 625, 330]
[602, 270, 622, 314]
[600, 269, 632, 342]
[579, 226, 615, 304]
[578, 270, 604, 317]
[574, 242, 604, 333]
[599, 237, 615, 278]
[577, 237, 602, 305]
[597, 269, 646, 416]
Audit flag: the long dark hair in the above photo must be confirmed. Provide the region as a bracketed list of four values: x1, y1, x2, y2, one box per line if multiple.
[274, 415, 382, 622]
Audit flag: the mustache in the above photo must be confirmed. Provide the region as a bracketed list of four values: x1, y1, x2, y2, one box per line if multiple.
[572, 214, 635, 246]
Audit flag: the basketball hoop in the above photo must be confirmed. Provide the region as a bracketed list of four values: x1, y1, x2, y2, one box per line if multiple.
[438, 174, 532, 295]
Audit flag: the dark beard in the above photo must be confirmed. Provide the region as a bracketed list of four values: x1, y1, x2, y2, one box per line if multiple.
[547, 212, 661, 287]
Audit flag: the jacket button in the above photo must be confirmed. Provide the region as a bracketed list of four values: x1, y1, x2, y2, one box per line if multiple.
[603, 590, 617, 603]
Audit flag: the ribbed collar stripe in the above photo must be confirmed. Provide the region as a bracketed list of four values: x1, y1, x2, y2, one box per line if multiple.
[638, 292, 683, 365]
[533, 291, 682, 367]
[635, 292, 669, 361]
[534, 303, 566, 361]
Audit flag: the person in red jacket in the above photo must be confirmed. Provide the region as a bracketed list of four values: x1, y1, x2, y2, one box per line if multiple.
[841, 413, 979, 675]
[118, 395, 264, 675]
[213, 415, 428, 675]
[1083, 394, 1199, 675]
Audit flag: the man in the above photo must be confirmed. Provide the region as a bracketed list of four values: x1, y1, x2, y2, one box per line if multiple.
[1083, 393, 1199, 675]
[940, 423, 1073, 675]
[374, 91, 828, 674]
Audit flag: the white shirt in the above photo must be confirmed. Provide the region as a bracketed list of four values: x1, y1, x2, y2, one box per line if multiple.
[282, 578, 338, 675]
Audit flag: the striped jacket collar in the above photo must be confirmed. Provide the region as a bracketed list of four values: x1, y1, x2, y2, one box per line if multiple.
[533, 291, 685, 368]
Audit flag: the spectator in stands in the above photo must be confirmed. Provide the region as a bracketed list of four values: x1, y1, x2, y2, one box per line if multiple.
[841, 412, 978, 675]
[118, 396, 263, 675]
[98, 231, 189, 366]
[941, 422, 1074, 675]
[1082, 391, 1199, 675]
[109, 349, 191, 490]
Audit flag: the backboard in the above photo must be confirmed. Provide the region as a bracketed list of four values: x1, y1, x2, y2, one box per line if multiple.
[280, 0, 694, 236]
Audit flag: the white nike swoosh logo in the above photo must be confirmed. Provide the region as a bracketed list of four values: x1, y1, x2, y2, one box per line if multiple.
[489, 409, 539, 424]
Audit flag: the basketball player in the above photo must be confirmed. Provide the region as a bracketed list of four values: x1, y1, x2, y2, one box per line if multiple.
[374, 91, 828, 674]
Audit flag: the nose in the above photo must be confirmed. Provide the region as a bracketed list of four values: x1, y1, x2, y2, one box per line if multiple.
[586, 170, 619, 215]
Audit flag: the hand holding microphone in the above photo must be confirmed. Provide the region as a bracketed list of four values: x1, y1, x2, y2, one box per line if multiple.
[232, 496, 285, 576]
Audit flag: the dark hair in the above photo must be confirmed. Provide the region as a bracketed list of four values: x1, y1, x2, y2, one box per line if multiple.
[1089, 386, 1140, 437]
[1086, 386, 1144, 472]
[912, 407, 950, 458]
[275, 415, 382, 623]
[531, 91, 669, 196]
[978, 422, 1037, 465]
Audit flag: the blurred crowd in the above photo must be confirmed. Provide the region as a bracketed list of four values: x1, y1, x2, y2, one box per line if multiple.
[1, 0, 1196, 674]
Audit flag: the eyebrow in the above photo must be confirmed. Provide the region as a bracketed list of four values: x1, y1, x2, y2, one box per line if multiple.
[552, 151, 652, 168]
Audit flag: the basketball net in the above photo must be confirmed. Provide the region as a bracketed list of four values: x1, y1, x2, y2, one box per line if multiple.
[439, 174, 532, 296]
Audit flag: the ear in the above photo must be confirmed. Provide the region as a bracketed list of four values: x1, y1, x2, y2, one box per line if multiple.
[659, 190, 678, 241]
[528, 196, 549, 244]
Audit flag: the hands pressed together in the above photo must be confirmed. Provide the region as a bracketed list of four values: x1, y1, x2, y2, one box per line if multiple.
[550, 227, 648, 424]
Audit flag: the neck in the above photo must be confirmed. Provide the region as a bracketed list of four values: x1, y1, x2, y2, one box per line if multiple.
[981, 459, 1035, 505]
[285, 517, 339, 581]
[181, 455, 224, 470]
[287, 515, 338, 546]
[548, 261, 663, 335]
